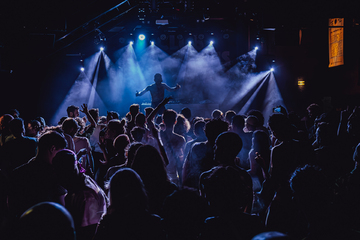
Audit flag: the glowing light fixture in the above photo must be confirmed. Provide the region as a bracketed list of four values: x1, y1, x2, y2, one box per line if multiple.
[270, 68, 274, 72]
[130, 41, 134, 45]
[188, 41, 192, 45]
[298, 77, 305, 86]
[100, 47, 104, 51]
[255, 46, 259, 50]
[80, 67, 85, 72]
[139, 34, 145, 41]
[210, 41, 214, 45]
[151, 41, 154, 45]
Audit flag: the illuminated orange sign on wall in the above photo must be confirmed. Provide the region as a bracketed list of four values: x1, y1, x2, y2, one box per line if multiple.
[328, 18, 344, 68]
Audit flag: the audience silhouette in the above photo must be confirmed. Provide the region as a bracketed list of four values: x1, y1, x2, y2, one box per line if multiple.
[2, 99, 360, 240]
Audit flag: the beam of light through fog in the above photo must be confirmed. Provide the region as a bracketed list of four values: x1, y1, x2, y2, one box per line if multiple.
[138, 45, 169, 85]
[111, 44, 146, 114]
[50, 70, 106, 126]
[261, 71, 286, 124]
[169, 45, 198, 102]
[238, 72, 271, 115]
[221, 70, 269, 111]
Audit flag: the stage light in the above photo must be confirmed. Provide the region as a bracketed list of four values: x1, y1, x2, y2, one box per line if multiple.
[80, 67, 85, 72]
[270, 68, 274, 72]
[255, 46, 258, 50]
[139, 34, 145, 41]
[130, 41, 134, 45]
[151, 41, 154, 45]
[209, 41, 214, 45]
[100, 47, 104, 51]
[188, 41, 192, 45]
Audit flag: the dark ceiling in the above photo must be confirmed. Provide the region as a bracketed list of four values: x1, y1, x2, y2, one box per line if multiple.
[0, 0, 358, 70]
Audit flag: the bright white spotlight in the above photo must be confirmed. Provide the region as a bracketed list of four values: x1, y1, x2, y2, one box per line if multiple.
[255, 46, 258, 50]
[130, 41, 134, 45]
[270, 68, 274, 72]
[210, 41, 214, 45]
[100, 47, 104, 51]
[188, 41, 192, 45]
[139, 34, 145, 41]
[80, 67, 85, 72]
[151, 41, 154, 45]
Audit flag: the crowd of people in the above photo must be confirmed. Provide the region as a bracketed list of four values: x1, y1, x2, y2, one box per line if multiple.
[1, 97, 360, 240]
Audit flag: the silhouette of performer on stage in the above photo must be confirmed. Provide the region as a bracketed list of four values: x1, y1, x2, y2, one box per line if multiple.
[136, 73, 181, 114]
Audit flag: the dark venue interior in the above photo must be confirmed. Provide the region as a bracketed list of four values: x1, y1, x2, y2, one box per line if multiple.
[1, 0, 360, 240]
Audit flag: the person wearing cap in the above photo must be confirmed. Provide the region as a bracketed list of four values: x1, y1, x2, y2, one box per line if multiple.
[135, 73, 181, 114]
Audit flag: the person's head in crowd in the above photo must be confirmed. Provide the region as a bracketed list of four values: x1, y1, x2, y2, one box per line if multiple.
[306, 103, 322, 120]
[113, 134, 130, 155]
[37, 130, 67, 164]
[35, 116, 46, 130]
[0, 114, 14, 134]
[105, 119, 125, 140]
[200, 166, 252, 213]
[107, 111, 120, 123]
[129, 104, 140, 118]
[162, 109, 177, 128]
[214, 131, 243, 165]
[247, 109, 265, 127]
[26, 119, 42, 138]
[290, 165, 331, 212]
[180, 107, 191, 121]
[126, 142, 144, 167]
[52, 149, 80, 190]
[231, 115, 245, 132]
[131, 144, 168, 184]
[243, 115, 260, 133]
[67, 105, 79, 118]
[135, 112, 146, 127]
[268, 113, 292, 141]
[61, 118, 79, 137]
[193, 116, 205, 124]
[58, 116, 68, 126]
[108, 168, 148, 214]
[211, 109, 223, 120]
[130, 126, 146, 142]
[205, 119, 229, 146]
[9, 118, 25, 138]
[144, 107, 154, 118]
[16, 202, 75, 240]
[154, 73, 163, 84]
[98, 116, 107, 124]
[162, 188, 208, 239]
[193, 120, 206, 138]
[225, 110, 236, 125]
[9, 109, 20, 118]
[174, 114, 191, 136]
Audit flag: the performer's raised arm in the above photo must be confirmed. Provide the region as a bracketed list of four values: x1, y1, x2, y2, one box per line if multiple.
[135, 86, 149, 97]
[163, 83, 181, 92]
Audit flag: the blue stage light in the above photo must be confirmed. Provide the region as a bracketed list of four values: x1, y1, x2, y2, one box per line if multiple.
[139, 34, 145, 41]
